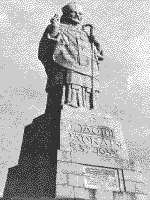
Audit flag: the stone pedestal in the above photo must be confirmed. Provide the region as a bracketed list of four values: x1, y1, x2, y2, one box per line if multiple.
[113, 192, 137, 200]
[3, 114, 58, 199]
[3, 65, 147, 199]
[2, 106, 147, 200]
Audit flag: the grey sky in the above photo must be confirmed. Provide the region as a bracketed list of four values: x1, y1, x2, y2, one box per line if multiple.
[0, 0, 150, 186]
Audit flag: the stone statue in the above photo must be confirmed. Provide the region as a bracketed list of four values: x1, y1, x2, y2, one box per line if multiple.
[38, 1, 104, 116]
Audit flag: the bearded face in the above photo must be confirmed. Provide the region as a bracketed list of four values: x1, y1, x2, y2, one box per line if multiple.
[65, 10, 83, 24]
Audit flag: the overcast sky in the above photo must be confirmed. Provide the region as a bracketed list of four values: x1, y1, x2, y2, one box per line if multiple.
[0, 0, 150, 188]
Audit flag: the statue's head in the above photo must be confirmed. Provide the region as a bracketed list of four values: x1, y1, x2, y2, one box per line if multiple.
[61, 1, 83, 25]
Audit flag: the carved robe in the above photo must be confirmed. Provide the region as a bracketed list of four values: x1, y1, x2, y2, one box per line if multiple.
[38, 22, 103, 111]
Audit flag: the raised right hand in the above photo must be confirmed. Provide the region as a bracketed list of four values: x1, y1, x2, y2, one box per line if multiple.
[50, 14, 60, 28]
[48, 14, 60, 38]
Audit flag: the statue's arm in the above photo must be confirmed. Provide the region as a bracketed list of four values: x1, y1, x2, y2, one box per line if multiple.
[38, 26, 60, 65]
[38, 15, 61, 64]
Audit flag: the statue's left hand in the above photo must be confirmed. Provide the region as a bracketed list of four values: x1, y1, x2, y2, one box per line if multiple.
[88, 35, 101, 51]
[88, 34, 96, 44]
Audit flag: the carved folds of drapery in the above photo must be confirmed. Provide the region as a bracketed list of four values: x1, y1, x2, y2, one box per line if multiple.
[62, 70, 99, 109]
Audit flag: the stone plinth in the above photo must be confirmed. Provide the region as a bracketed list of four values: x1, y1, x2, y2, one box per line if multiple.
[3, 114, 58, 199]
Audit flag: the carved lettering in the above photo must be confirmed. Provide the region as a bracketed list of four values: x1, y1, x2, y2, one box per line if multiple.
[103, 138, 112, 147]
[110, 149, 118, 156]
[82, 125, 91, 134]
[70, 123, 114, 139]
[73, 123, 82, 132]
[96, 137, 102, 146]
[98, 147, 106, 155]
[92, 127, 99, 135]
[105, 148, 112, 157]
[99, 126, 114, 139]
[91, 146, 99, 154]
[99, 127, 104, 138]
[75, 134, 84, 144]
[69, 133, 118, 157]
[83, 136, 92, 146]
[112, 139, 122, 149]
[91, 138, 99, 148]
[100, 138, 108, 147]
[83, 145, 90, 154]
[70, 142, 76, 150]
[65, 121, 118, 157]
[72, 143, 81, 151]
[104, 128, 111, 139]
[105, 128, 114, 139]
[78, 144, 85, 152]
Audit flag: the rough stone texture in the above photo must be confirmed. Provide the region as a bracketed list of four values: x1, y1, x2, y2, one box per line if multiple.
[56, 185, 74, 198]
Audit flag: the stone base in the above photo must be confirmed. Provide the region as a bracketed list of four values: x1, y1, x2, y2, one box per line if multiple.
[2, 107, 147, 199]
[3, 113, 59, 199]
